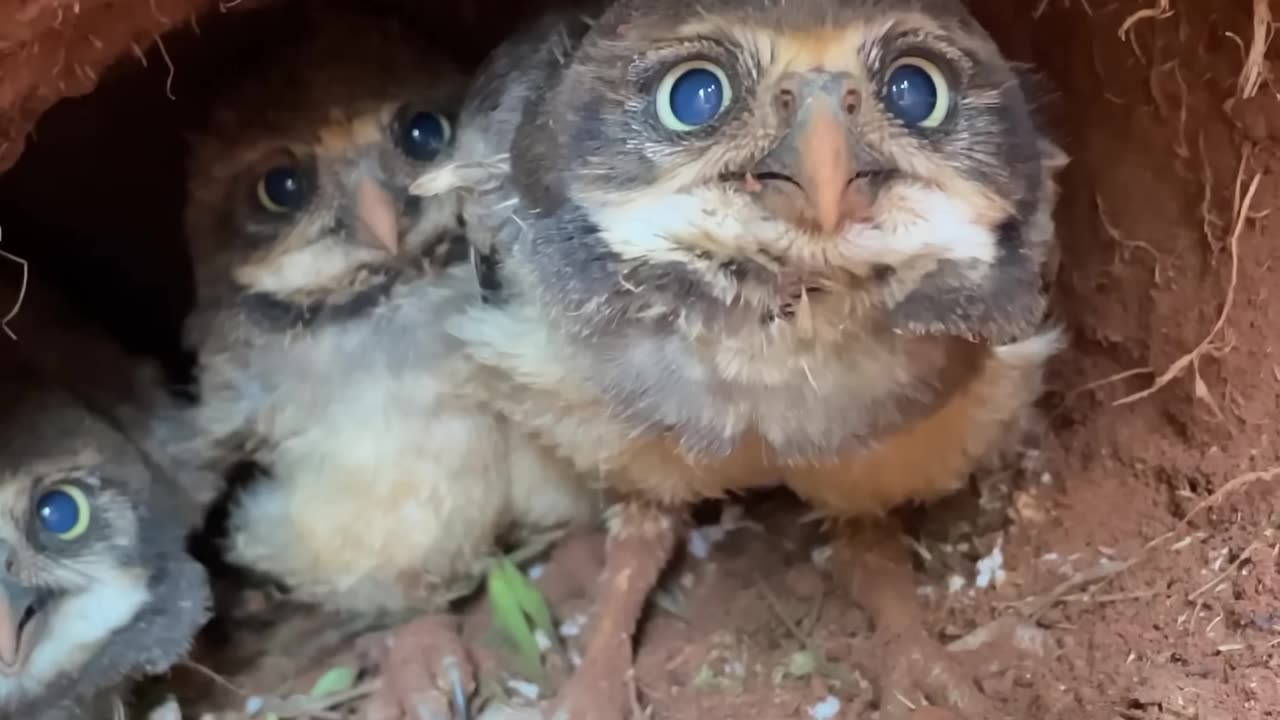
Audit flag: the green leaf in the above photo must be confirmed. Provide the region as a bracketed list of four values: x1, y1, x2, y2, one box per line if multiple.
[499, 558, 558, 652]
[786, 650, 817, 678]
[487, 560, 543, 680]
[309, 665, 358, 698]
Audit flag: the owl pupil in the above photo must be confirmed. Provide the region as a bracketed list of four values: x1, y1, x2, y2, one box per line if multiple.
[36, 490, 79, 535]
[669, 68, 725, 127]
[262, 167, 306, 209]
[399, 112, 446, 162]
[885, 64, 939, 127]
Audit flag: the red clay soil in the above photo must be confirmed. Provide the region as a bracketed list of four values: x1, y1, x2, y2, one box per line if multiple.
[4, 0, 1280, 718]
[0, 0, 229, 172]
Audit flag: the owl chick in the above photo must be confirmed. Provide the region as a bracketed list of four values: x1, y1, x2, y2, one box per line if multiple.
[0, 260, 210, 720]
[418, 2, 1066, 718]
[178, 7, 598, 717]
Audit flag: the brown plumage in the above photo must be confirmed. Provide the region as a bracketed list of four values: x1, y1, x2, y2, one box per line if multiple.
[0, 259, 209, 720]
[418, 2, 1066, 718]
[175, 7, 600, 717]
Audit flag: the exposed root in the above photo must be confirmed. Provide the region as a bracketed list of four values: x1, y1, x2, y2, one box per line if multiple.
[1118, 0, 1174, 42]
[1111, 155, 1263, 408]
[154, 32, 176, 100]
[1236, 0, 1274, 100]
[1097, 195, 1163, 284]
[0, 228, 29, 342]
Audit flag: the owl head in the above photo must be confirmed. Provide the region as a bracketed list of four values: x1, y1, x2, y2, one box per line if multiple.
[0, 380, 210, 714]
[511, 0, 1062, 342]
[184, 6, 469, 335]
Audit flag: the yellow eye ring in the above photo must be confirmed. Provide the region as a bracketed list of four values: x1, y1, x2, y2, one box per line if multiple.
[884, 56, 952, 129]
[255, 165, 309, 214]
[35, 484, 91, 541]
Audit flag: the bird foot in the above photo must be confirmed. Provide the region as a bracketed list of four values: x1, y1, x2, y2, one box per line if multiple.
[834, 520, 1004, 720]
[867, 628, 1001, 720]
[546, 501, 681, 720]
[360, 614, 474, 720]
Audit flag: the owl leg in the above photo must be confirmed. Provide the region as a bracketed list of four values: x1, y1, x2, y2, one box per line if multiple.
[361, 613, 474, 720]
[834, 519, 1002, 720]
[548, 501, 682, 720]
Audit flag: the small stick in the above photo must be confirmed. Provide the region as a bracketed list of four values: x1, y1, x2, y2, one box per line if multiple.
[1188, 542, 1262, 601]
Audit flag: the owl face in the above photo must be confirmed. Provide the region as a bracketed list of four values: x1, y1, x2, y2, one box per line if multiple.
[185, 10, 469, 322]
[0, 391, 206, 712]
[513, 0, 1053, 339]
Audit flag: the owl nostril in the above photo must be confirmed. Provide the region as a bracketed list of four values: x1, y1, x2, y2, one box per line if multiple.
[842, 89, 860, 116]
[774, 88, 797, 118]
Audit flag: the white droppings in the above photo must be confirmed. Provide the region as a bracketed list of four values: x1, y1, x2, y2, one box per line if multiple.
[686, 503, 759, 560]
[975, 538, 1006, 590]
[687, 528, 713, 559]
[534, 629, 552, 652]
[810, 545, 833, 570]
[526, 563, 545, 580]
[569, 648, 583, 667]
[558, 613, 587, 638]
[506, 679, 541, 700]
[244, 697, 265, 716]
[808, 695, 841, 719]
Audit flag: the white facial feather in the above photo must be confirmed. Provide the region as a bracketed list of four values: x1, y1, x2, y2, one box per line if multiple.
[591, 180, 998, 285]
[0, 566, 148, 708]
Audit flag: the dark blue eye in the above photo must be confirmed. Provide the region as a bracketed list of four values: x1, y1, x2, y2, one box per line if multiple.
[397, 111, 452, 162]
[884, 57, 951, 128]
[657, 61, 733, 131]
[257, 166, 309, 213]
[36, 486, 90, 540]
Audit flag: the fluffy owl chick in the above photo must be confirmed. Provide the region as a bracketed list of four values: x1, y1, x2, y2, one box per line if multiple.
[180, 8, 597, 717]
[419, 2, 1066, 718]
[0, 261, 210, 720]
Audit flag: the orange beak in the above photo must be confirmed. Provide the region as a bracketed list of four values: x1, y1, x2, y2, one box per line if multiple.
[354, 175, 400, 255]
[0, 576, 44, 676]
[794, 99, 852, 235]
[749, 74, 874, 235]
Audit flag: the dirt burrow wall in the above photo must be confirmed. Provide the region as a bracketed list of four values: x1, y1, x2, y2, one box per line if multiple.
[1, 0, 1278, 550]
[972, 0, 1279, 537]
[0, 0, 232, 172]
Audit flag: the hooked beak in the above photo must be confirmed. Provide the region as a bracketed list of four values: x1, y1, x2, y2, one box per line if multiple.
[353, 174, 401, 255]
[749, 74, 871, 234]
[0, 576, 47, 675]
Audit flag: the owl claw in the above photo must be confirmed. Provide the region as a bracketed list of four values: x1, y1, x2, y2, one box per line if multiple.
[442, 655, 469, 719]
[835, 521, 1005, 720]
[359, 614, 475, 720]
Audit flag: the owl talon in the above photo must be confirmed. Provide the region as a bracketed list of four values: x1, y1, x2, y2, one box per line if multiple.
[443, 655, 470, 719]
[835, 521, 1005, 720]
[360, 614, 475, 720]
